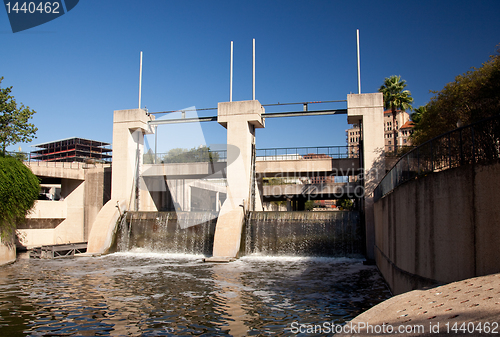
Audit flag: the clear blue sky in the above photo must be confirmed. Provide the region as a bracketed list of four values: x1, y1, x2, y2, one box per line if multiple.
[2, 0, 499, 153]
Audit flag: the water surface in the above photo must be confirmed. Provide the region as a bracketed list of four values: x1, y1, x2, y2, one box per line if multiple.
[0, 252, 390, 336]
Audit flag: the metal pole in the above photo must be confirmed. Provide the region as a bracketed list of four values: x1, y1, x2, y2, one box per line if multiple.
[230, 41, 233, 102]
[253, 38, 256, 100]
[139, 51, 143, 109]
[154, 125, 157, 164]
[356, 30, 361, 94]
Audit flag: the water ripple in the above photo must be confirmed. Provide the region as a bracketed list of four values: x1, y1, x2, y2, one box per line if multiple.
[0, 253, 390, 336]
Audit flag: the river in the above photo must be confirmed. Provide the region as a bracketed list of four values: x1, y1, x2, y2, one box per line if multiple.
[0, 252, 390, 336]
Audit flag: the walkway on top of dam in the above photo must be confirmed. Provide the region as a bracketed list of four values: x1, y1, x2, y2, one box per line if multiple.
[23, 146, 360, 181]
[142, 145, 361, 179]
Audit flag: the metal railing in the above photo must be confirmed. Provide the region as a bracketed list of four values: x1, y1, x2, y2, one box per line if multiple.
[374, 114, 500, 201]
[384, 145, 416, 158]
[5, 151, 111, 168]
[256, 146, 359, 161]
[144, 149, 227, 164]
[144, 146, 359, 164]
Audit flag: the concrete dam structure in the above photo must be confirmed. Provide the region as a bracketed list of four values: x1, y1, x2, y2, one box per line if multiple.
[83, 94, 385, 260]
[10, 94, 385, 265]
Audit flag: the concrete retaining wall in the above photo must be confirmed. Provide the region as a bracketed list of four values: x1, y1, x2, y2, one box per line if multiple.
[375, 162, 500, 295]
[17, 165, 110, 248]
[84, 167, 111, 240]
[0, 241, 16, 266]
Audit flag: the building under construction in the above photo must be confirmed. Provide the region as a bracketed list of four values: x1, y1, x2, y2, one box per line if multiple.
[31, 137, 112, 163]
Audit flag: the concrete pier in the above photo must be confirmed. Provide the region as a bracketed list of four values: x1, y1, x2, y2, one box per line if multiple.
[347, 93, 385, 260]
[208, 100, 265, 260]
[87, 109, 154, 254]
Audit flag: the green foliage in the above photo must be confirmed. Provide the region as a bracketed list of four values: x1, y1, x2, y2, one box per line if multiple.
[412, 47, 500, 145]
[411, 106, 426, 124]
[143, 149, 155, 164]
[379, 75, 414, 147]
[161, 146, 219, 163]
[0, 77, 38, 155]
[378, 75, 414, 113]
[262, 177, 294, 186]
[304, 200, 314, 211]
[338, 197, 354, 211]
[0, 156, 40, 241]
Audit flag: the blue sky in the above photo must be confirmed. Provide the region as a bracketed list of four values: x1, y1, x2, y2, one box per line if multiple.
[1, 0, 499, 153]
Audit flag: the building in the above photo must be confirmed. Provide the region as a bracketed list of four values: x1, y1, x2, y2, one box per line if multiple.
[346, 110, 414, 154]
[31, 137, 112, 163]
[399, 120, 415, 147]
[346, 124, 362, 157]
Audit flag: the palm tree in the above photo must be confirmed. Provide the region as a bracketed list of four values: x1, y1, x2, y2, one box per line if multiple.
[378, 75, 413, 151]
[411, 106, 426, 124]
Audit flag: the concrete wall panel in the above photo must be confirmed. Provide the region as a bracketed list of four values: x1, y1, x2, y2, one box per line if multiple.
[0, 241, 16, 266]
[375, 162, 500, 295]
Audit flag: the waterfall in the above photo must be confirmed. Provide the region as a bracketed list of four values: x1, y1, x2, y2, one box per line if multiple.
[244, 211, 363, 257]
[112, 210, 362, 258]
[113, 211, 217, 256]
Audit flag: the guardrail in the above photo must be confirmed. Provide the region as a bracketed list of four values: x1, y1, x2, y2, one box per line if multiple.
[256, 146, 359, 161]
[144, 146, 359, 164]
[374, 114, 500, 202]
[6, 151, 111, 169]
[144, 149, 227, 164]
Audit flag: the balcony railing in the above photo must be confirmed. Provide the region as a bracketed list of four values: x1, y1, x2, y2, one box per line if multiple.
[256, 146, 359, 161]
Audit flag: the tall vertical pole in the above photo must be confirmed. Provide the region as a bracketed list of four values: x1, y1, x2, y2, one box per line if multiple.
[252, 38, 256, 100]
[230, 41, 233, 102]
[154, 125, 158, 164]
[356, 30, 361, 94]
[139, 51, 143, 109]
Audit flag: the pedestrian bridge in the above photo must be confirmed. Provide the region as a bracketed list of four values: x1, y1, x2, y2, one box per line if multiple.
[141, 157, 360, 179]
[142, 145, 360, 179]
[140, 146, 361, 211]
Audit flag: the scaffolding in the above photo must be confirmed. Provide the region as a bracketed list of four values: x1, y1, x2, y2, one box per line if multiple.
[31, 137, 112, 163]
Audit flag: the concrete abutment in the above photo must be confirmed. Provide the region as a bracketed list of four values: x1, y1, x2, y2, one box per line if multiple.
[208, 100, 265, 260]
[87, 109, 154, 254]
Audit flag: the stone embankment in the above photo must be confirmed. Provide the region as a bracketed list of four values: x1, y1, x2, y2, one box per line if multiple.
[339, 273, 500, 336]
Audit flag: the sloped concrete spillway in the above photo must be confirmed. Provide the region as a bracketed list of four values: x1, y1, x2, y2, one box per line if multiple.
[113, 211, 363, 258]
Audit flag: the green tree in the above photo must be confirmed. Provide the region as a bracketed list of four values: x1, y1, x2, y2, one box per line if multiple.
[412, 47, 500, 145]
[143, 149, 156, 164]
[162, 146, 219, 163]
[0, 77, 38, 156]
[411, 106, 426, 124]
[378, 75, 414, 149]
[0, 156, 39, 241]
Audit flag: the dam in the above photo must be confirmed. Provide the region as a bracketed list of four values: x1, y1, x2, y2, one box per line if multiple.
[0, 95, 393, 335]
[3, 94, 499, 335]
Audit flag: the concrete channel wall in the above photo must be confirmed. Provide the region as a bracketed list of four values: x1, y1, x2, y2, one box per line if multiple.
[0, 241, 16, 266]
[17, 164, 111, 249]
[374, 162, 500, 295]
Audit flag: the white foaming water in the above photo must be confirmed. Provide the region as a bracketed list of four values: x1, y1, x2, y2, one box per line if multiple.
[110, 250, 206, 261]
